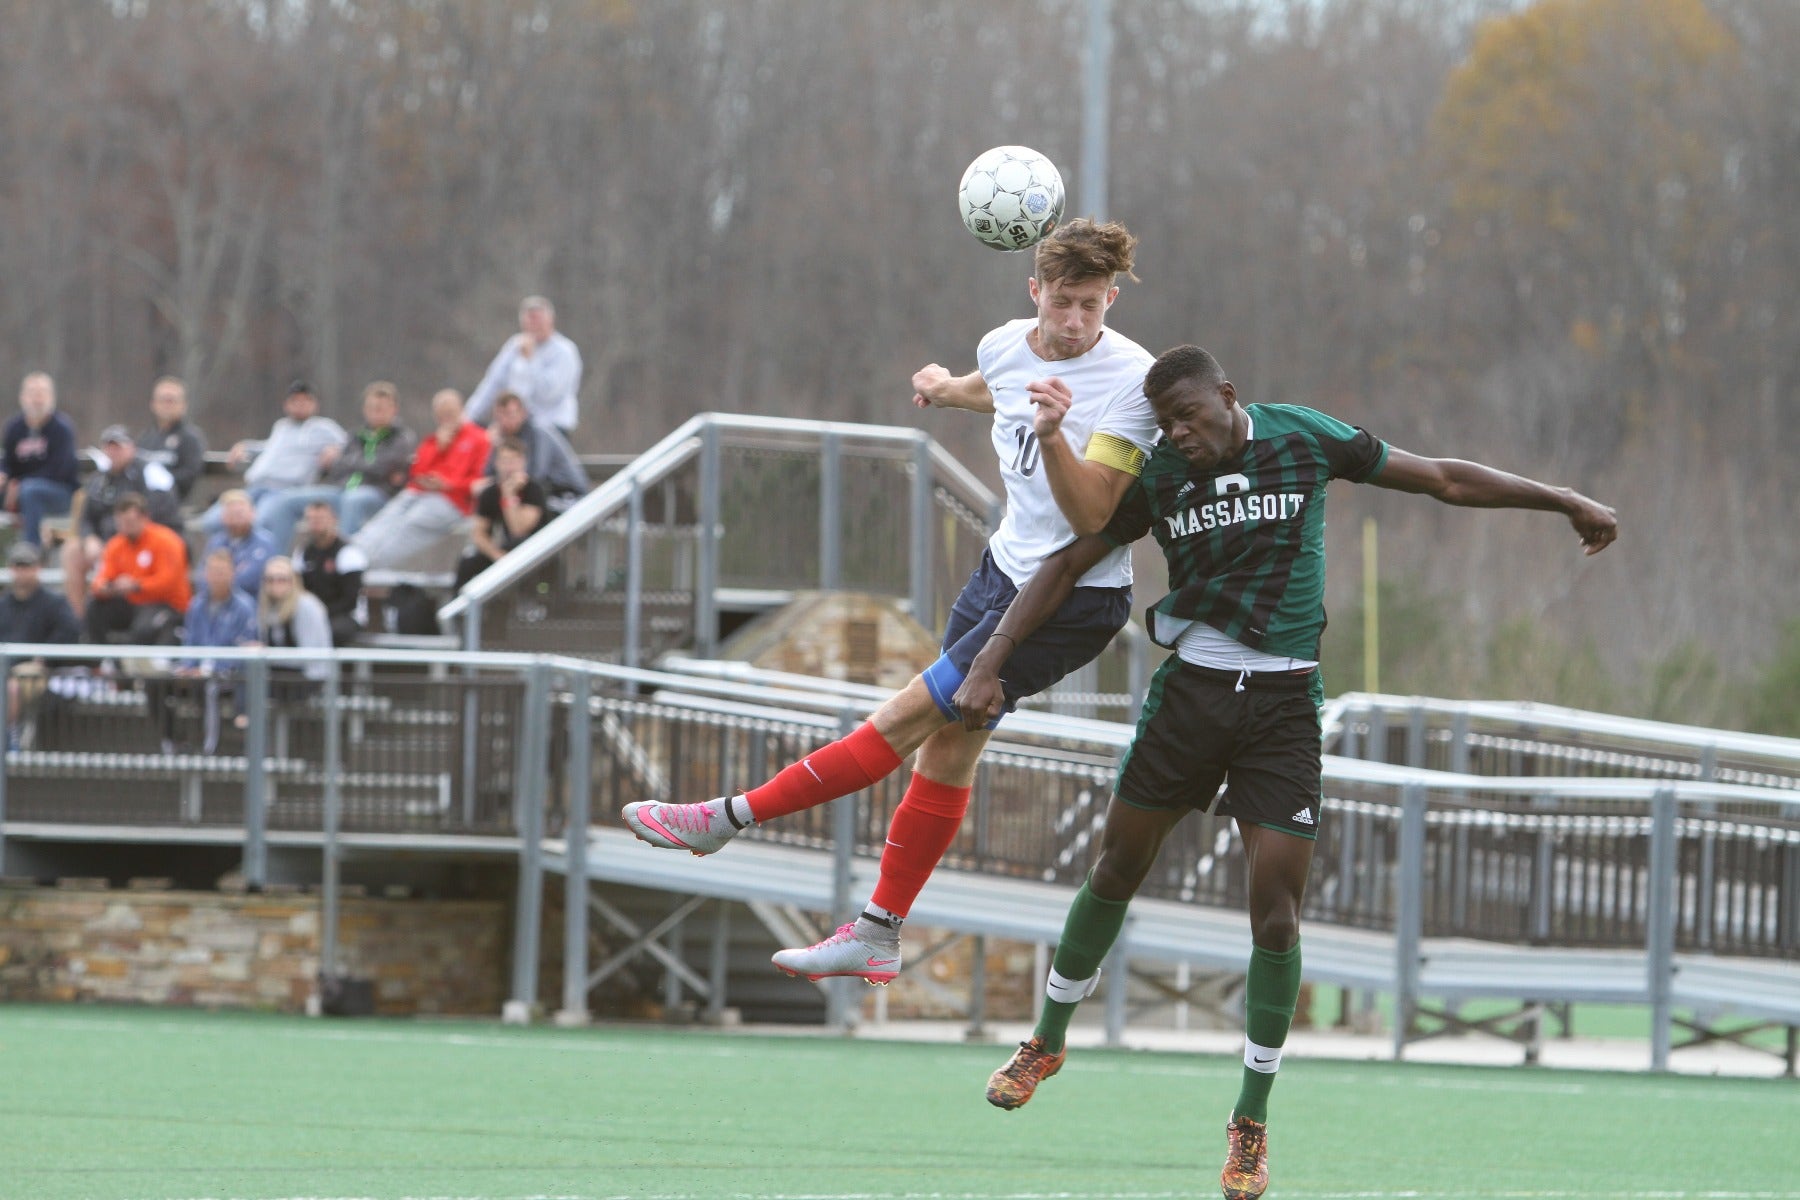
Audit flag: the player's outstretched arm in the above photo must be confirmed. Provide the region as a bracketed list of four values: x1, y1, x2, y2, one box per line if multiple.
[1370, 448, 1619, 556]
[912, 364, 995, 414]
[951, 532, 1114, 730]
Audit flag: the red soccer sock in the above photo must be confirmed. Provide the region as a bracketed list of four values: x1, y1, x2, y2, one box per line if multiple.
[869, 774, 972, 918]
[742, 721, 904, 822]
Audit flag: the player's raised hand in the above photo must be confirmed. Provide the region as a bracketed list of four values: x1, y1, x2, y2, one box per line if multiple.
[912, 363, 953, 408]
[1565, 491, 1619, 556]
[1027, 377, 1074, 436]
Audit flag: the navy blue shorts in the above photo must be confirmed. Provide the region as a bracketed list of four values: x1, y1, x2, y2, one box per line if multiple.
[927, 549, 1131, 716]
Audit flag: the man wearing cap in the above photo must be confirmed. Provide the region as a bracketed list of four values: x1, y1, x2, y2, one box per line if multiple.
[0, 540, 80, 744]
[86, 492, 191, 646]
[0, 372, 81, 548]
[210, 381, 347, 534]
[252, 380, 416, 553]
[59, 426, 180, 620]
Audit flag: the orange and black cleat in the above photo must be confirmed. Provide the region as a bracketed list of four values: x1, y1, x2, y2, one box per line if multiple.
[1220, 1116, 1270, 1200]
[985, 1035, 1067, 1110]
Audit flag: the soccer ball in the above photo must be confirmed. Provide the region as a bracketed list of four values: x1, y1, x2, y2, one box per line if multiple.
[957, 145, 1066, 252]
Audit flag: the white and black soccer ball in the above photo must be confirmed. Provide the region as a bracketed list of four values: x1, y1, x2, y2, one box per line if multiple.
[957, 145, 1066, 252]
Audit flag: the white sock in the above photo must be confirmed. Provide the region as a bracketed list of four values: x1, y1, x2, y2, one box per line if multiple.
[1046, 966, 1099, 1004]
[863, 903, 902, 927]
[726, 795, 755, 826]
[1244, 1037, 1282, 1074]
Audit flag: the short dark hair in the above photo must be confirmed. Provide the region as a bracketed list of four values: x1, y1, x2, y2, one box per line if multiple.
[494, 391, 525, 410]
[1144, 345, 1226, 404]
[113, 491, 148, 515]
[495, 436, 528, 460]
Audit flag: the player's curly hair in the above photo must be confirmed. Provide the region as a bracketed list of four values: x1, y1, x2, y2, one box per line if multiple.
[1034, 218, 1140, 286]
[1144, 345, 1226, 402]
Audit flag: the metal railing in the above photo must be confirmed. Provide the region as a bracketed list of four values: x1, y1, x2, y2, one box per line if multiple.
[1325, 692, 1800, 791]
[431, 411, 1150, 720]
[436, 413, 1005, 663]
[4, 645, 1795, 1063]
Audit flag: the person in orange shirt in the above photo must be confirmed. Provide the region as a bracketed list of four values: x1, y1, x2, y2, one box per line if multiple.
[87, 492, 192, 645]
[350, 388, 489, 572]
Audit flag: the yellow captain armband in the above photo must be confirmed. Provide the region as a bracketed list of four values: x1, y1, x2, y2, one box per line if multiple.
[1085, 432, 1147, 476]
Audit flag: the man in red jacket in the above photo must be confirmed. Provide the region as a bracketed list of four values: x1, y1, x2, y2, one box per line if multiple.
[350, 389, 488, 572]
[87, 493, 192, 645]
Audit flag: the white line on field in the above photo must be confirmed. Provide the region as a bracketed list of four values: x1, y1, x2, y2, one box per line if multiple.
[137, 1190, 1800, 1200]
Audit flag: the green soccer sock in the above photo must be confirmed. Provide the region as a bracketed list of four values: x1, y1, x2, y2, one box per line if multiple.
[1032, 880, 1130, 1052]
[1233, 940, 1302, 1124]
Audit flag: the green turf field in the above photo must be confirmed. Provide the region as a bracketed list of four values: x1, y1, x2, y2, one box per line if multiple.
[2, 1004, 1794, 1200]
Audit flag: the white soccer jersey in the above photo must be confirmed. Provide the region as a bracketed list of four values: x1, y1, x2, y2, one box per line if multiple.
[977, 318, 1159, 589]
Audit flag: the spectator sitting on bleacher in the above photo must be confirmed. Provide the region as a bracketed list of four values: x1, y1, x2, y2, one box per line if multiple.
[136, 376, 209, 505]
[351, 388, 487, 572]
[476, 391, 587, 507]
[294, 500, 366, 646]
[254, 556, 332, 683]
[163, 548, 258, 753]
[255, 380, 417, 552]
[0, 371, 80, 548]
[179, 548, 257, 675]
[0, 541, 80, 743]
[86, 493, 191, 647]
[209, 380, 346, 534]
[59, 426, 180, 621]
[204, 490, 277, 599]
[454, 437, 545, 590]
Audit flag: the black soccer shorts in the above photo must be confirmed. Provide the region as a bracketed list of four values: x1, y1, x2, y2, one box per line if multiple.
[1114, 657, 1323, 839]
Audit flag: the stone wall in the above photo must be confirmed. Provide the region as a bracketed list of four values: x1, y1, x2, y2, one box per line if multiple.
[718, 591, 941, 687]
[0, 883, 507, 1015]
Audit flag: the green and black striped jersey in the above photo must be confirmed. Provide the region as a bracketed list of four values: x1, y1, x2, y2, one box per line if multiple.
[1101, 404, 1388, 661]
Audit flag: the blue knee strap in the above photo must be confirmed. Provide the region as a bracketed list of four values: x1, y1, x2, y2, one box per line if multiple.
[921, 653, 1003, 730]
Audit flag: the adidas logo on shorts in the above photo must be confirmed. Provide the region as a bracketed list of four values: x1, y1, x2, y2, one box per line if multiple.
[1292, 807, 1315, 826]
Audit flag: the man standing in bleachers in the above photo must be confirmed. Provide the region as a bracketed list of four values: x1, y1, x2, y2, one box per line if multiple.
[465, 296, 582, 433]
[0, 372, 80, 547]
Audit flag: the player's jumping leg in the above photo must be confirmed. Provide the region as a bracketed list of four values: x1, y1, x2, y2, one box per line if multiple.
[989, 796, 1185, 1109]
[772, 721, 986, 983]
[622, 677, 944, 855]
[1220, 820, 1312, 1200]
